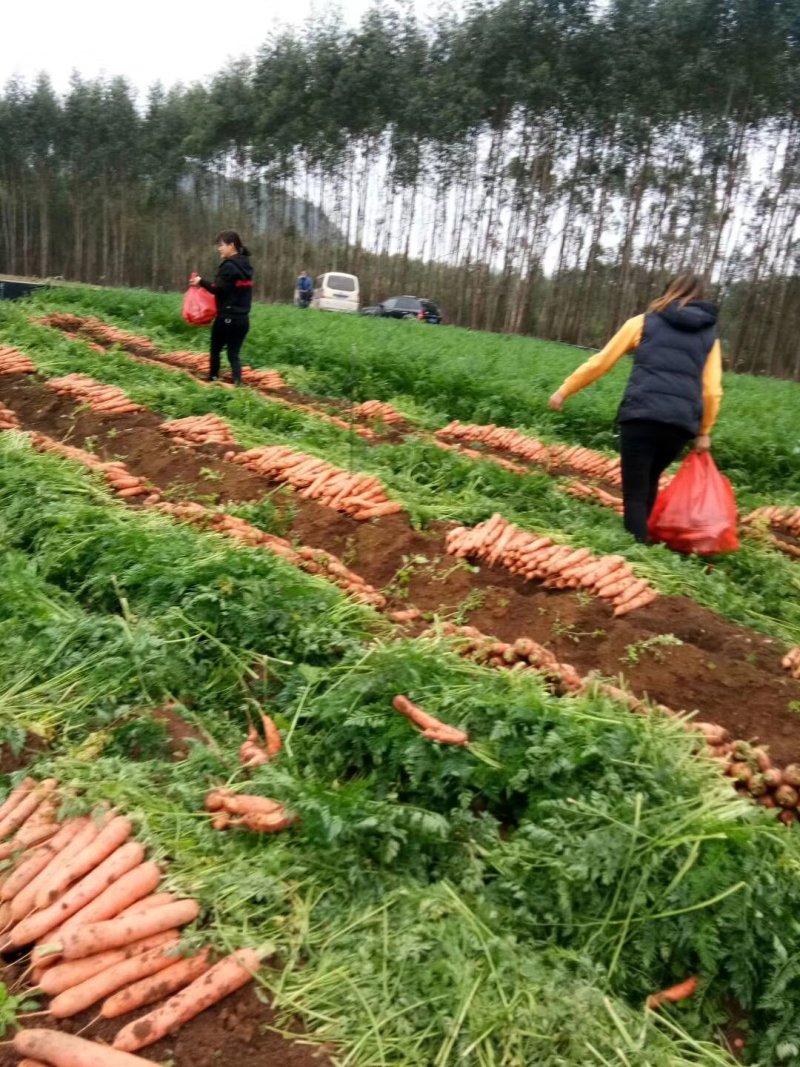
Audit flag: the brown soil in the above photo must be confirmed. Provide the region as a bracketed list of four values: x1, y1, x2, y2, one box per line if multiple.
[3, 372, 800, 762]
[0, 960, 333, 1067]
[0, 734, 48, 776]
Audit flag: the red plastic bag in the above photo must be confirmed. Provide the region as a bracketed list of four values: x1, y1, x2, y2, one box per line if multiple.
[648, 452, 739, 554]
[182, 283, 216, 326]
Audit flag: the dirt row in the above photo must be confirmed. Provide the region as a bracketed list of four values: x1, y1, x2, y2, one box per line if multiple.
[1, 372, 799, 762]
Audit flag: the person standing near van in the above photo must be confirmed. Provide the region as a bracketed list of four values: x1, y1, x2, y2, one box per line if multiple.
[548, 272, 723, 543]
[296, 270, 313, 308]
[190, 231, 253, 384]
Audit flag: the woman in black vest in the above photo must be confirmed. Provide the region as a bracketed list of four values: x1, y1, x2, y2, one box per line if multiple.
[190, 231, 254, 385]
[548, 273, 723, 543]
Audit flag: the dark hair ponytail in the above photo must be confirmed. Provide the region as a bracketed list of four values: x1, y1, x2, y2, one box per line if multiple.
[215, 230, 250, 256]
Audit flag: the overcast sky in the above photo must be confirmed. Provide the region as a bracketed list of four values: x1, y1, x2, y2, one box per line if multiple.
[3, 0, 425, 96]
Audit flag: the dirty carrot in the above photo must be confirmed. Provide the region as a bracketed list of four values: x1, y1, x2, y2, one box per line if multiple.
[55, 861, 163, 940]
[38, 930, 179, 996]
[0, 777, 35, 825]
[12, 817, 100, 923]
[59, 898, 200, 959]
[113, 947, 261, 1052]
[15, 1028, 157, 1067]
[0, 819, 84, 903]
[49, 939, 181, 1018]
[101, 947, 212, 1018]
[36, 815, 132, 909]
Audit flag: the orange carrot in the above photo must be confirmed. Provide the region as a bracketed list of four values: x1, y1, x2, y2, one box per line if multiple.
[15, 1028, 157, 1067]
[646, 976, 698, 1009]
[0, 819, 84, 903]
[36, 815, 132, 909]
[0, 779, 56, 840]
[232, 810, 298, 832]
[55, 861, 163, 940]
[59, 898, 200, 959]
[49, 939, 181, 1017]
[392, 694, 440, 731]
[614, 590, 658, 616]
[12, 817, 100, 922]
[205, 791, 282, 817]
[113, 947, 261, 1052]
[119, 892, 176, 917]
[259, 712, 282, 757]
[38, 930, 178, 996]
[101, 947, 212, 1018]
[0, 777, 35, 824]
[0, 799, 58, 860]
[8, 841, 146, 947]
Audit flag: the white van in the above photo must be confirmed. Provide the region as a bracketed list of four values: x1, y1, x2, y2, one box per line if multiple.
[312, 272, 360, 313]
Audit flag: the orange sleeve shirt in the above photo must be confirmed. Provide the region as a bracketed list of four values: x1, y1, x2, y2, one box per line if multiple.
[557, 314, 723, 435]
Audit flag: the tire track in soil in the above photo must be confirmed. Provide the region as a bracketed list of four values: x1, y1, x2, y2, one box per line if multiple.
[1, 372, 799, 762]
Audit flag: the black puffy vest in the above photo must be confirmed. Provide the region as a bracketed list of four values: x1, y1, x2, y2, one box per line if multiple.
[617, 300, 717, 435]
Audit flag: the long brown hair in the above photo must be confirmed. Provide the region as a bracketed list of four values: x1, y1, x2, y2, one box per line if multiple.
[649, 272, 705, 313]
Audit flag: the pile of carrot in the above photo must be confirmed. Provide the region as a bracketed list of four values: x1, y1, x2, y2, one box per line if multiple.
[421, 623, 584, 694]
[0, 344, 36, 375]
[262, 393, 376, 439]
[393, 695, 469, 746]
[205, 789, 297, 833]
[351, 400, 407, 426]
[445, 514, 658, 616]
[0, 778, 263, 1053]
[45, 374, 143, 416]
[743, 507, 800, 558]
[0, 401, 21, 430]
[30, 433, 160, 504]
[563, 480, 624, 515]
[226, 445, 402, 521]
[239, 366, 287, 391]
[156, 349, 211, 374]
[159, 414, 237, 448]
[151, 500, 386, 608]
[238, 711, 283, 767]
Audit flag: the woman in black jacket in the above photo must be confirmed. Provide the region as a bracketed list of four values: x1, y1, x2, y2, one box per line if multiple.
[190, 231, 254, 385]
[548, 273, 724, 543]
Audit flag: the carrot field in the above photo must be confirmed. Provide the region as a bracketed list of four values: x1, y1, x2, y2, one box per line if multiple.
[1, 285, 800, 1067]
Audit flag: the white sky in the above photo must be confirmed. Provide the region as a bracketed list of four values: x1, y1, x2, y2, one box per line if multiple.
[2, 0, 424, 96]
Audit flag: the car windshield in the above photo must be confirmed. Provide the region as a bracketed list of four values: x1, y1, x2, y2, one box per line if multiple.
[327, 274, 356, 292]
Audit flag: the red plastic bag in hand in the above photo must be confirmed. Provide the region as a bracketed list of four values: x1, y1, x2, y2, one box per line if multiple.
[182, 283, 216, 326]
[648, 452, 739, 554]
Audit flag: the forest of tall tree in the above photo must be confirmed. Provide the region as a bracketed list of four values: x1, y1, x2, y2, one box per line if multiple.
[0, 0, 798, 373]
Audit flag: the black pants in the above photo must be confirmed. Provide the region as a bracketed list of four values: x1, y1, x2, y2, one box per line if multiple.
[619, 419, 692, 542]
[210, 315, 249, 383]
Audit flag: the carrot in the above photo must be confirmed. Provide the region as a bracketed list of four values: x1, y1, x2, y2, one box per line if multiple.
[49, 939, 182, 1018]
[614, 590, 658, 616]
[232, 810, 298, 832]
[59, 898, 200, 959]
[0, 777, 35, 824]
[55, 861, 163, 940]
[38, 930, 178, 996]
[17, 1059, 48, 1067]
[116, 486, 149, 499]
[646, 976, 698, 1009]
[392, 695, 440, 731]
[1, 819, 85, 903]
[257, 713, 282, 757]
[0, 779, 56, 840]
[0, 800, 58, 860]
[12, 817, 100, 922]
[113, 947, 261, 1052]
[101, 947, 212, 1018]
[422, 724, 469, 746]
[119, 892, 177, 917]
[206, 790, 282, 817]
[8, 841, 146, 948]
[36, 815, 132, 908]
[15, 1028, 157, 1067]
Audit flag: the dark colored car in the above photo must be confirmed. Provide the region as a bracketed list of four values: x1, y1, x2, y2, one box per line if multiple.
[360, 295, 444, 323]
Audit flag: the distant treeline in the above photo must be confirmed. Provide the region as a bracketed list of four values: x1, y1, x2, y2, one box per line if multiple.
[1, 0, 798, 374]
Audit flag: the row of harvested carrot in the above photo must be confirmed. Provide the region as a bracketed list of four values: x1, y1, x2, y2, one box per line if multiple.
[437, 420, 627, 487]
[0, 778, 261, 1063]
[446, 514, 658, 616]
[563, 479, 625, 514]
[425, 622, 796, 824]
[226, 445, 402, 521]
[350, 400, 408, 426]
[23, 430, 387, 609]
[45, 375, 142, 416]
[159, 414, 237, 448]
[0, 346, 37, 375]
[34, 313, 161, 359]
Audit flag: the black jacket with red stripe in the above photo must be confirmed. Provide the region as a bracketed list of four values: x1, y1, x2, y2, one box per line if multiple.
[199, 254, 253, 317]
